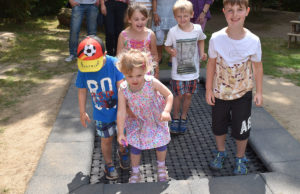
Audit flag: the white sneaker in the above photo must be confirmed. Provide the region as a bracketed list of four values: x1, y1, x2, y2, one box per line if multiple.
[65, 55, 76, 62]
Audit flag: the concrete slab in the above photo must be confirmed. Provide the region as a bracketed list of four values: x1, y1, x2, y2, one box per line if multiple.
[250, 126, 300, 166]
[261, 172, 300, 194]
[69, 183, 104, 194]
[208, 174, 272, 194]
[251, 106, 285, 131]
[56, 83, 93, 119]
[47, 118, 94, 143]
[26, 173, 90, 194]
[34, 142, 93, 177]
[268, 161, 300, 179]
[103, 180, 192, 194]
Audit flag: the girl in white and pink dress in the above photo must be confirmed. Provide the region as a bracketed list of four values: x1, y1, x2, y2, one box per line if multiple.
[116, 49, 173, 183]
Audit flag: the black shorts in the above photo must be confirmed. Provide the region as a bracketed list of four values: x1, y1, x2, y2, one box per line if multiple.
[212, 91, 252, 140]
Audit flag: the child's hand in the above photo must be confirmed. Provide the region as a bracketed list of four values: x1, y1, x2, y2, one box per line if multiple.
[126, 104, 137, 118]
[254, 92, 263, 107]
[160, 111, 171, 122]
[170, 48, 177, 57]
[206, 90, 215, 106]
[80, 112, 91, 128]
[201, 53, 207, 61]
[117, 134, 127, 147]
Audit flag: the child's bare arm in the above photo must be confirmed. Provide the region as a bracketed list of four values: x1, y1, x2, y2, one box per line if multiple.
[153, 78, 173, 121]
[117, 88, 127, 144]
[205, 58, 216, 106]
[198, 39, 207, 61]
[78, 88, 91, 128]
[116, 32, 125, 56]
[165, 46, 177, 57]
[252, 61, 263, 106]
[150, 31, 160, 78]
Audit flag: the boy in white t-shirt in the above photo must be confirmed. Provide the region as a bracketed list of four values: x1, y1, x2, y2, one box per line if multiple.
[206, 0, 263, 175]
[165, 0, 207, 134]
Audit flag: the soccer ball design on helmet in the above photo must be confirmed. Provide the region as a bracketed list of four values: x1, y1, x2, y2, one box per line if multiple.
[84, 44, 96, 57]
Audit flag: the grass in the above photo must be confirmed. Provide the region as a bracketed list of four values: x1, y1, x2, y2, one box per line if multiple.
[0, 17, 77, 111]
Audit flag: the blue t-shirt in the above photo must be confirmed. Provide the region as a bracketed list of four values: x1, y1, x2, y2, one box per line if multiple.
[75, 55, 124, 123]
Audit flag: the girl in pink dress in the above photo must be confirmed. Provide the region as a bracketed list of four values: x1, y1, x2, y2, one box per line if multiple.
[117, 49, 173, 183]
[116, 3, 159, 78]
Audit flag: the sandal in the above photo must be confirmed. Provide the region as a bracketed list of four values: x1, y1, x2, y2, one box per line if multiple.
[157, 166, 168, 182]
[129, 171, 141, 183]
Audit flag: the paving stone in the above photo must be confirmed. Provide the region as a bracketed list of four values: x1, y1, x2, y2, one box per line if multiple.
[34, 142, 93, 177]
[48, 118, 95, 142]
[261, 172, 300, 194]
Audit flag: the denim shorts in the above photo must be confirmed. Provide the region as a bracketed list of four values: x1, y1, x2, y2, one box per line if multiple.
[95, 120, 116, 138]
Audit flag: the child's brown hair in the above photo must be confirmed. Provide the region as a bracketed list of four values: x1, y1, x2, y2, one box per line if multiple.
[173, 0, 193, 15]
[127, 3, 149, 20]
[117, 49, 153, 75]
[223, 0, 249, 8]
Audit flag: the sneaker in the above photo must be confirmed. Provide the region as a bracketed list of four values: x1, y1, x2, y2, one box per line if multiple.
[117, 149, 130, 170]
[209, 150, 227, 170]
[65, 55, 76, 62]
[179, 119, 188, 134]
[233, 157, 249, 175]
[157, 165, 168, 182]
[129, 170, 141, 183]
[104, 164, 119, 180]
[170, 119, 180, 134]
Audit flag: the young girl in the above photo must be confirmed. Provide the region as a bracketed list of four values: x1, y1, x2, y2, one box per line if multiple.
[116, 3, 159, 78]
[116, 49, 173, 183]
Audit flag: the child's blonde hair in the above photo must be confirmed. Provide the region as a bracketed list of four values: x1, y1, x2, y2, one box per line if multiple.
[223, 0, 248, 8]
[173, 0, 193, 15]
[127, 3, 149, 21]
[117, 49, 153, 75]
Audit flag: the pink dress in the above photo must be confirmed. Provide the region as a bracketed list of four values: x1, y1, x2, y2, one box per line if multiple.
[120, 75, 170, 150]
[121, 30, 154, 75]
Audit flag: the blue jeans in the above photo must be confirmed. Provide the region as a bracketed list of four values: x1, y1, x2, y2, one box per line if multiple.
[104, 1, 128, 56]
[69, 4, 99, 56]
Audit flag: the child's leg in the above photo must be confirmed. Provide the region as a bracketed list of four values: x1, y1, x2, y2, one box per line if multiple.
[156, 145, 168, 182]
[172, 95, 182, 120]
[181, 93, 192, 120]
[157, 45, 163, 63]
[236, 139, 248, 158]
[129, 146, 142, 183]
[215, 134, 226, 152]
[101, 136, 114, 164]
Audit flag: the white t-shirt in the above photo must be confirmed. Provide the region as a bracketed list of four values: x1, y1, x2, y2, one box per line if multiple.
[165, 24, 206, 81]
[208, 27, 262, 100]
[208, 27, 261, 66]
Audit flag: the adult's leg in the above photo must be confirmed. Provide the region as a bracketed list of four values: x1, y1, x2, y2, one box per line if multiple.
[114, 2, 128, 56]
[86, 4, 99, 36]
[104, 1, 115, 56]
[69, 5, 84, 56]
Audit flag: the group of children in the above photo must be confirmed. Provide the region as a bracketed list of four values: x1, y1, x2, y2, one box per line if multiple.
[75, 0, 264, 183]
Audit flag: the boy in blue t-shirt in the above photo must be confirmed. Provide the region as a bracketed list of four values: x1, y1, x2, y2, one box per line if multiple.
[75, 35, 129, 180]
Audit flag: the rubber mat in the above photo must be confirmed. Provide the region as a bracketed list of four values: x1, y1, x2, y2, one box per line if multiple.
[90, 84, 268, 184]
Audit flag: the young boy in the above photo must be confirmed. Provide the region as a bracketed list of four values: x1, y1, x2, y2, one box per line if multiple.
[165, 0, 207, 134]
[206, 0, 263, 175]
[76, 35, 130, 180]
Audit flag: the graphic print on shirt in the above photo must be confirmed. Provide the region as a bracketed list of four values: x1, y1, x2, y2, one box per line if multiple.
[176, 38, 197, 74]
[87, 77, 117, 111]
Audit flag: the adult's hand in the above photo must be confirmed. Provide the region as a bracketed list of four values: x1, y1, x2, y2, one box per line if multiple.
[69, 0, 79, 7]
